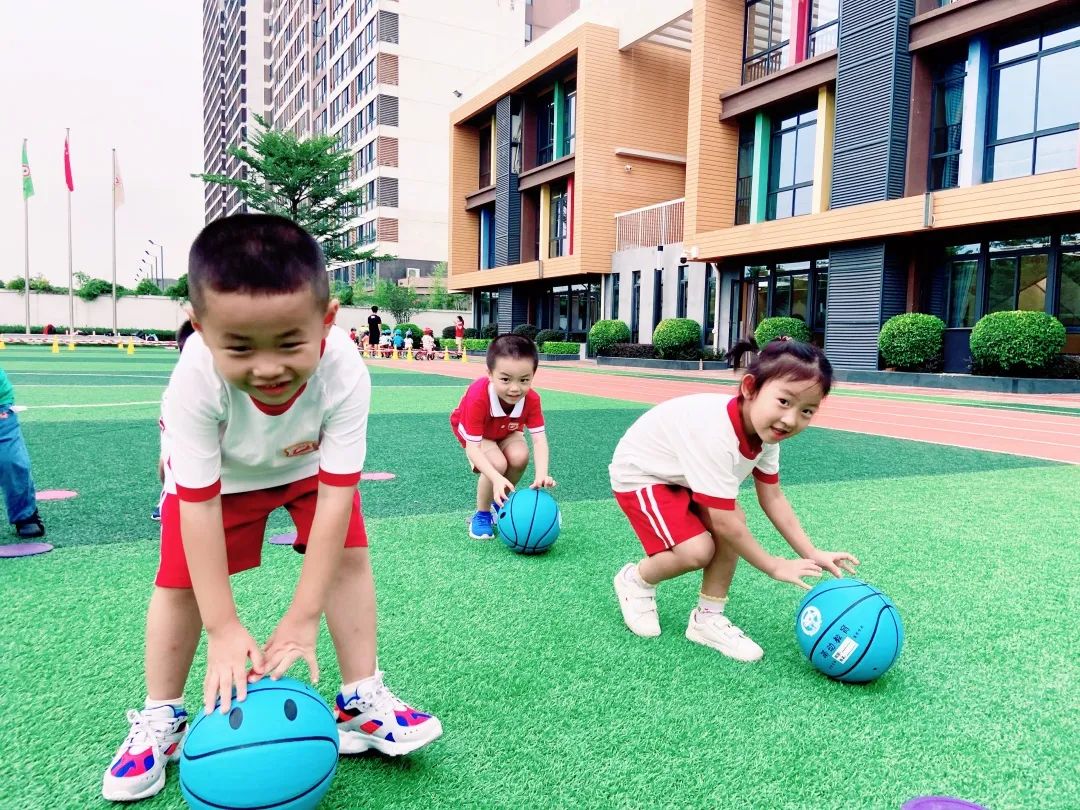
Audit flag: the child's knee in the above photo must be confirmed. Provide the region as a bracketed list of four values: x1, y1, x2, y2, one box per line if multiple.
[485, 450, 509, 474]
[334, 547, 372, 582]
[504, 441, 529, 470]
[675, 533, 716, 569]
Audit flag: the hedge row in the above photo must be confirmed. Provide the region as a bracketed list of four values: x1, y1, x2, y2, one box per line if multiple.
[539, 341, 579, 355]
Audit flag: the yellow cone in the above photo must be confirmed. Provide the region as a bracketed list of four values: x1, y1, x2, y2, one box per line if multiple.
[406, 348, 413, 361]
[392, 348, 398, 360]
[0, 339, 6, 350]
[442, 346, 449, 361]
[127, 339, 135, 355]
[118, 339, 125, 351]
[68, 340, 76, 351]
[460, 347, 467, 362]
[51, 337, 60, 354]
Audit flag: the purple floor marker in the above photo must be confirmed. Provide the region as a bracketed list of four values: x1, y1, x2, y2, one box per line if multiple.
[38, 490, 78, 501]
[0, 542, 54, 558]
[903, 798, 988, 810]
[268, 532, 297, 546]
[363, 472, 395, 481]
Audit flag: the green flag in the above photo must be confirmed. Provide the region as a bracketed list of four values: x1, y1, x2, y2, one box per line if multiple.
[21, 140, 34, 199]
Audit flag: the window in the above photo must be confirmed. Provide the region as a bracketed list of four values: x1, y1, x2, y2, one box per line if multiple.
[478, 290, 499, 329]
[653, 267, 664, 328]
[677, 265, 688, 318]
[525, 23, 533, 43]
[987, 237, 1051, 313]
[767, 108, 817, 220]
[537, 92, 556, 165]
[479, 125, 492, 188]
[631, 271, 642, 342]
[563, 84, 577, 155]
[738, 258, 828, 332]
[549, 182, 569, 258]
[510, 97, 524, 174]
[986, 22, 1080, 181]
[807, 0, 838, 57]
[929, 59, 966, 190]
[611, 273, 620, 320]
[744, 0, 793, 82]
[704, 263, 717, 346]
[735, 123, 755, 225]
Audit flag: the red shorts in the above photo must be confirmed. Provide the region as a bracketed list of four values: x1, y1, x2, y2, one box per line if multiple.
[156, 475, 367, 588]
[614, 485, 709, 556]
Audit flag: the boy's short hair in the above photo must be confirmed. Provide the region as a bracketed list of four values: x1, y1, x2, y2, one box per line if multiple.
[187, 214, 328, 315]
[371, 305, 379, 312]
[176, 319, 195, 352]
[486, 334, 538, 371]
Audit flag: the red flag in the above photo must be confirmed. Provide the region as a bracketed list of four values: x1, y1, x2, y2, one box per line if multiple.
[64, 130, 74, 192]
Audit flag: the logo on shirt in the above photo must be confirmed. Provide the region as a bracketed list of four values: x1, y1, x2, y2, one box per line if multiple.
[282, 440, 320, 458]
[507, 422, 520, 431]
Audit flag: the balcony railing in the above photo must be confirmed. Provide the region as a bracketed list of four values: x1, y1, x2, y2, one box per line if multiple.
[743, 44, 790, 83]
[615, 198, 685, 251]
[807, 21, 838, 58]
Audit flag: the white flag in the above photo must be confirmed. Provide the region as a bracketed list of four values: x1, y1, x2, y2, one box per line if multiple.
[113, 153, 125, 208]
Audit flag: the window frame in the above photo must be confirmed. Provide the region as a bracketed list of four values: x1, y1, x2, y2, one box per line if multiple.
[767, 108, 817, 221]
[928, 59, 966, 191]
[743, 0, 792, 82]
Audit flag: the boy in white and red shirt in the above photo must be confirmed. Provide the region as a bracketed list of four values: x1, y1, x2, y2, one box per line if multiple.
[450, 334, 555, 540]
[103, 214, 441, 804]
[610, 338, 859, 663]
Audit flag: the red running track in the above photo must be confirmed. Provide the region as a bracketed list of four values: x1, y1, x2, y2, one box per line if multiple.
[372, 357, 1080, 464]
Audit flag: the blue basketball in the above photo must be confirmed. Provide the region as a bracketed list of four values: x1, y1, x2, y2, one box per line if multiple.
[497, 488, 561, 554]
[180, 678, 339, 810]
[795, 578, 904, 683]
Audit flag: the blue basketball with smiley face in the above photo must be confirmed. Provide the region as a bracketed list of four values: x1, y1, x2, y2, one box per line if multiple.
[180, 677, 339, 810]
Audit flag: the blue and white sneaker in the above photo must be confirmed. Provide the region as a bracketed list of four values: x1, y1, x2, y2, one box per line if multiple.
[469, 510, 495, 540]
[102, 704, 187, 801]
[150, 506, 161, 522]
[336, 672, 442, 756]
[490, 502, 501, 525]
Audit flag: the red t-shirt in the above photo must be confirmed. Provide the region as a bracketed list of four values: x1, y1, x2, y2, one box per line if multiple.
[450, 377, 545, 444]
[455, 323, 465, 338]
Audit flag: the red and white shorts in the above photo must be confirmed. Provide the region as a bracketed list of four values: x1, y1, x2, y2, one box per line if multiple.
[156, 475, 367, 588]
[614, 485, 712, 556]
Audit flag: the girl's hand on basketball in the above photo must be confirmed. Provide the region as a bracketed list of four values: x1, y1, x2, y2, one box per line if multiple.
[769, 557, 823, 590]
[492, 476, 515, 506]
[204, 620, 265, 716]
[530, 475, 556, 489]
[259, 610, 320, 685]
[809, 549, 860, 578]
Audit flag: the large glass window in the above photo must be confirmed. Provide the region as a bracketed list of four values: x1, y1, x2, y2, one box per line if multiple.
[631, 271, 641, 342]
[768, 108, 817, 220]
[945, 244, 980, 328]
[677, 265, 688, 318]
[987, 237, 1052, 313]
[986, 22, 1080, 181]
[744, 0, 792, 82]
[478, 290, 499, 330]
[563, 84, 577, 155]
[549, 182, 569, 258]
[653, 268, 664, 328]
[735, 124, 755, 225]
[1059, 238, 1080, 327]
[807, 0, 838, 58]
[813, 258, 829, 331]
[929, 60, 966, 191]
[537, 92, 556, 165]
[478, 125, 492, 188]
[740, 258, 828, 333]
[704, 263, 717, 346]
[611, 273, 620, 320]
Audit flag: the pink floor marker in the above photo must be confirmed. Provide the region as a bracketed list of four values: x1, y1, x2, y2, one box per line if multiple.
[363, 472, 396, 481]
[38, 490, 78, 501]
[268, 532, 297, 546]
[0, 542, 54, 558]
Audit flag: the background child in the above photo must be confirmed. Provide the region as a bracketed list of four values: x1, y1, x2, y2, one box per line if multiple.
[454, 316, 465, 353]
[610, 338, 858, 662]
[0, 367, 45, 539]
[449, 335, 555, 540]
[103, 214, 441, 803]
[403, 330, 414, 352]
[420, 328, 436, 359]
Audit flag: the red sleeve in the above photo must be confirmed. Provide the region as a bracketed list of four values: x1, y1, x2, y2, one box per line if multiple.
[752, 469, 779, 485]
[458, 385, 489, 443]
[524, 391, 545, 432]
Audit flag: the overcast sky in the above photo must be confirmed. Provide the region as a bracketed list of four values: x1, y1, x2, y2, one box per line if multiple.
[0, 1, 204, 289]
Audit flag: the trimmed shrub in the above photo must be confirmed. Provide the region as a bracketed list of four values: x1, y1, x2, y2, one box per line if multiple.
[481, 323, 499, 339]
[603, 343, 659, 359]
[653, 318, 702, 359]
[539, 341, 580, 355]
[1045, 354, 1080, 380]
[588, 319, 631, 355]
[464, 327, 479, 339]
[535, 328, 566, 345]
[463, 338, 493, 352]
[969, 311, 1066, 376]
[879, 313, 945, 371]
[394, 323, 422, 341]
[755, 316, 811, 345]
[513, 323, 539, 341]
[441, 325, 456, 339]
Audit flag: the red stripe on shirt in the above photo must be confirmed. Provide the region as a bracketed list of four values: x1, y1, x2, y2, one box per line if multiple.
[176, 480, 222, 502]
[691, 492, 737, 510]
[752, 469, 779, 484]
[319, 469, 361, 487]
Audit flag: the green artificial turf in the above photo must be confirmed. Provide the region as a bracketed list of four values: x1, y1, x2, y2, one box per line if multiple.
[0, 346, 1077, 809]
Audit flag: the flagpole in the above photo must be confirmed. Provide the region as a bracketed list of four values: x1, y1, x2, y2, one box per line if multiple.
[66, 128, 74, 336]
[111, 149, 118, 336]
[23, 191, 31, 336]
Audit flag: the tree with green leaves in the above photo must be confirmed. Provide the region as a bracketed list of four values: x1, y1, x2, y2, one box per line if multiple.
[330, 280, 354, 306]
[373, 279, 421, 322]
[135, 278, 163, 296]
[193, 115, 393, 267]
[428, 262, 448, 309]
[165, 274, 189, 301]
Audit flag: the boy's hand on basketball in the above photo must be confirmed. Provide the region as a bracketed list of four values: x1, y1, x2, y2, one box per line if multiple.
[809, 549, 860, 578]
[492, 476, 515, 506]
[204, 620, 265, 716]
[259, 610, 320, 685]
[530, 475, 556, 489]
[769, 556, 823, 590]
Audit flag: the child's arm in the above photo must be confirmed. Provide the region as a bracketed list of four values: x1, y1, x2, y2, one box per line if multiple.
[261, 482, 354, 683]
[465, 442, 515, 503]
[529, 431, 555, 488]
[180, 497, 265, 714]
[755, 479, 859, 577]
[704, 504, 824, 589]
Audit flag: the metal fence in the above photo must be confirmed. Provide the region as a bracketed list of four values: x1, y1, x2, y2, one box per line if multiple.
[615, 198, 685, 251]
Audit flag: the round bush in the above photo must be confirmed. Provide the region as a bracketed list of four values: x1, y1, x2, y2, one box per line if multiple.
[512, 323, 539, 341]
[441, 325, 456, 339]
[588, 319, 631, 355]
[463, 327, 479, 339]
[652, 318, 701, 359]
[479, 323, 498, 339]
[969, 311, 1066, 376]
[755, 317, 811, 346]
[879, 313, 945, 371]
[535, 328, 566, 345]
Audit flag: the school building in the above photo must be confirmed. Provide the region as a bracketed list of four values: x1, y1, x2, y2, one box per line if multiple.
[447, 0, 1080, 370]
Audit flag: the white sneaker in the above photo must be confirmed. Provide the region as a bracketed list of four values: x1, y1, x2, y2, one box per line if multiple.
[685, 609, 764, 662]
[102, 705, 188, 802]
[614, 563, 661, 637]
[336, 672, 443, 756]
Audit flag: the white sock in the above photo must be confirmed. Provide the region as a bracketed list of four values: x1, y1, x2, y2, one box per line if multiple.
[697, 594, 728, 615]
[340, 674, 379, 697]
[144, 697, 183, 712]
[624, 563, 654, 590]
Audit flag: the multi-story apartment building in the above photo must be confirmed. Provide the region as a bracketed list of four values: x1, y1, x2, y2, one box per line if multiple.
[449, 0, 1080, 370]
[202, 0, 272, 223]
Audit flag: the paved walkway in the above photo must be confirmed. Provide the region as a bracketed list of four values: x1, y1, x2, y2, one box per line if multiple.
[373, 356, 1080, 465]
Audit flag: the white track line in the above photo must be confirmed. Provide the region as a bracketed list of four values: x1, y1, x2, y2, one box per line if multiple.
[21, 401, 161, 409]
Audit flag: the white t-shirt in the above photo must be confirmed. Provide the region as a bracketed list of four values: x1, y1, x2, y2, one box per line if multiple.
[421, 335, 435, 351]
[161, 325, 370, 500]
[609, 393, 780, 510]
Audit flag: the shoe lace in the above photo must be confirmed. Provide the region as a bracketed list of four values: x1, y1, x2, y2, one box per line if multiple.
[359, 673, 407, 714]
[122, 709, 163, 755]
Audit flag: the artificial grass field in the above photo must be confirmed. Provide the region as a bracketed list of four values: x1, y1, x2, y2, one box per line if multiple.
[0, 345, 1077, 809]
